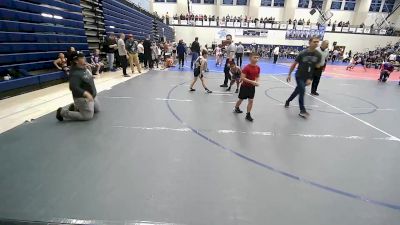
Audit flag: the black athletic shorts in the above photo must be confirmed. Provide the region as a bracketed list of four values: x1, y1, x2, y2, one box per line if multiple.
[225, 59, 235, 72]
[236, 53, 243, 57]
[238, 86, 255, 99]
[194, 67, 203, 78]
[313, 67, 323, 77]
[355, 61, 365, 66]
[232, 73, 241, 80]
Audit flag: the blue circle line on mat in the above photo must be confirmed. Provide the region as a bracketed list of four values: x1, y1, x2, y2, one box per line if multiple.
[166, 81, 400, 211]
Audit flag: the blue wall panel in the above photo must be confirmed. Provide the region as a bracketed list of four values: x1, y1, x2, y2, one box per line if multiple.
[0, 0, 88, 92]
[103, 0, 153, 39]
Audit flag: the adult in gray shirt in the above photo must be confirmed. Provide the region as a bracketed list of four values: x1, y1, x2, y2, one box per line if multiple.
[117, 33, 129, 77]
[311, 40, 329, 96]
[285, 36, 322, 118]
[236, 42, 244, 67]
[56, 52, 99, 121]
[221, 34, 236, 87]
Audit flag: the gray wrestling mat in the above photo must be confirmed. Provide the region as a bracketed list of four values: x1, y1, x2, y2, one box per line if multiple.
[0, 70, 399, 225]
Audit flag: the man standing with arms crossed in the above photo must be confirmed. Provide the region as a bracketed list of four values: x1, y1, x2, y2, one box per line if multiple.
[220, 34, 236, 87]
[311, 40, 329, 96]
[285, 36, 322, 118]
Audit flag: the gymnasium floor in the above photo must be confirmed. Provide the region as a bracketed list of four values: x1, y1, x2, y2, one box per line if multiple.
[0, 57, 400, 225]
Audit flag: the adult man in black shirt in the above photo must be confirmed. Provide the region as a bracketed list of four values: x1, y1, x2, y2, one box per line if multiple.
[65, 47, 76, 67]
[56, 52, 99, 121]
[285, 36, 322, 118]
[190, 37, 200, 69]
[143, 36, 152, 69]
[103, 34, 117, 72]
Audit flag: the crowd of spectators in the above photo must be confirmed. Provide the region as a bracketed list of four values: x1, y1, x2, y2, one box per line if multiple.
[311, 41, 400, 77]
[341, 42, 400, 69]
[52, 32, 399, 83]
[52, 34, 187, 81]
[161, 12, 278, 25]
[158, 12, 400, 34]
[53, 47, 105, 79]
[168, 13, 277, 24]
[159, 12, 377, 28]
[101, 33, 187, 74]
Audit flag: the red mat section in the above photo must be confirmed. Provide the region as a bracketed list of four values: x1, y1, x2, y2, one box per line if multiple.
[324, 65, 400, 81]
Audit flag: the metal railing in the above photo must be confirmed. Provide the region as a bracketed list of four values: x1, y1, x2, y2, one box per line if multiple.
[166, 19, 398, 36]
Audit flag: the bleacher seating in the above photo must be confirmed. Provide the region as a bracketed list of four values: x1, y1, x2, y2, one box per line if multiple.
[0, 0, 174, 95]
[0, 0, 89, 93]
[156, 20, 175, 42]
[242, 44, 304, 51]
[0, 50, 90, 66]
[103, 0, 153, 39]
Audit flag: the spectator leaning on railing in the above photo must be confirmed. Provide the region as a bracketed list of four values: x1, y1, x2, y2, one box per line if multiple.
[168, 13, 389, 31]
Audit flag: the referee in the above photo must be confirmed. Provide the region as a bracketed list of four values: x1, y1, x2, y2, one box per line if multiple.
[311, 40, 329, 96]
[220, 34, 236, 87]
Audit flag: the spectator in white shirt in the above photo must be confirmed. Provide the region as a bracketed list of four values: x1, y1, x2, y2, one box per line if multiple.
[273, 46, 280, 64]
[117, 33, 129, 77]
[138, 41, 144, 66]
[236, 42, 244, 67]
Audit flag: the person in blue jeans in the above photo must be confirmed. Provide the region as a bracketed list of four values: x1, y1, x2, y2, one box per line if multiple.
[103, 34, 117, 72]
[190, 37, 200, 69]
[285, 36, 322, 118]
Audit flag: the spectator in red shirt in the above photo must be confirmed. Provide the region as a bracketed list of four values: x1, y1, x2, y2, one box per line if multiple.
[233, 52, 260, 122]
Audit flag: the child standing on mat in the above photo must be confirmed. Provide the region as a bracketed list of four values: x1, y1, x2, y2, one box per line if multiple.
[285, 36, 322, 118]
[214, 44, 223, 66]
[226, 61, 241, 93]
[190, 50, 212, 93]
[233, 52, 260, 122]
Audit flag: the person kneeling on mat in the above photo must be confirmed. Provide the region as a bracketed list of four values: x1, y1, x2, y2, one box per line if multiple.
[189, 49, 212, 93]
[56, 52, 99, 121]
[378, 61, 394, 82]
